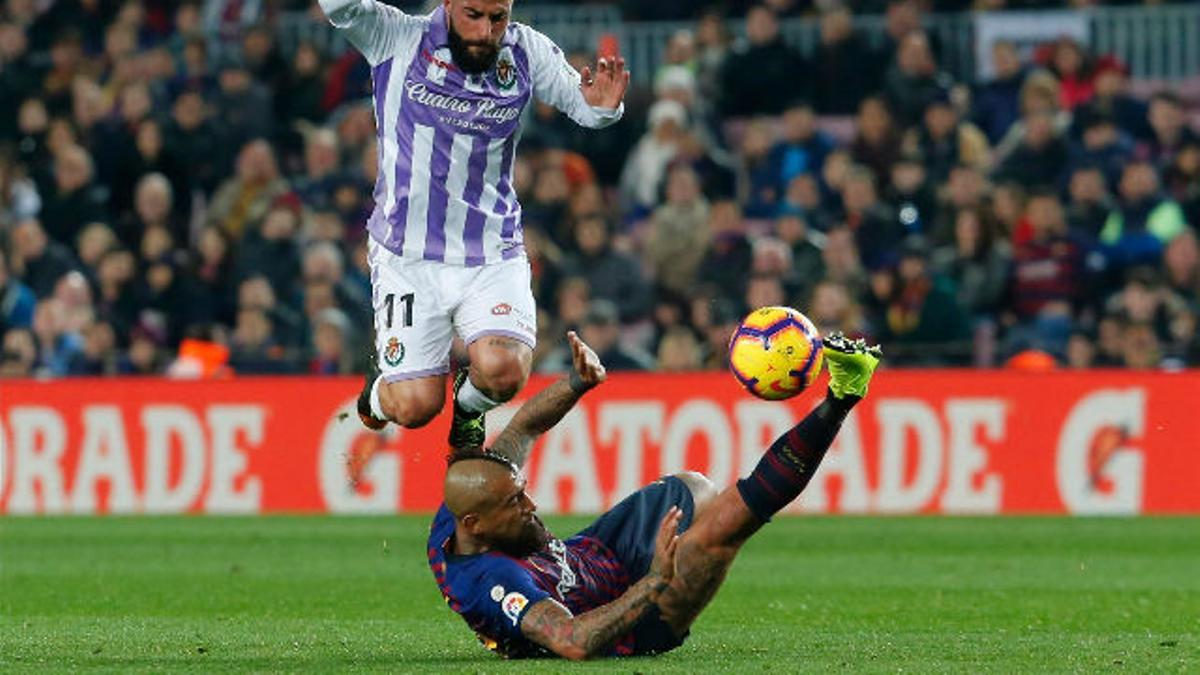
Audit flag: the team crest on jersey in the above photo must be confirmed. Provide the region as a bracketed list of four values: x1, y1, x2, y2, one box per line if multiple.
[383, 337, 405, 367]
[495, 47, 516, 90]
[501, 591, 528, 625]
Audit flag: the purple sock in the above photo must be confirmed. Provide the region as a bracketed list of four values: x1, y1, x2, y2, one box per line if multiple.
[736, 391, 858, 522]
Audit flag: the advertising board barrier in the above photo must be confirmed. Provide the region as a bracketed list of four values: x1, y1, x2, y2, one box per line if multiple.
[1, 371, 1196, 515]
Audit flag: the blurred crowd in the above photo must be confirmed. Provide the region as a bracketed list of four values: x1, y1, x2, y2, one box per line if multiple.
[2, 0, 1200, 379]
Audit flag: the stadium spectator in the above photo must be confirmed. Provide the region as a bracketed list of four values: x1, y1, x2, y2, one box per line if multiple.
[542, 300, 651, 373]
[214, 58, 274, 155]
[932, 206, 1012, 323]
[179, 225, 236, 328]
[165, 88, 222, 195]
[236, 275, 303, 349]
[39, 143, 106, 246]
[972, 40, 1028, 145]
[293, 128, 341, 211]
[645, 164, 711, 297]
[0, 247, 35, 332]
[867, 236, 970, 365]
[931, 163, 986, 246]
[656, 325, 702, 372]
[993, 109, 1068, 190]
[1143, 92, 1198, 168]
[1073, 60, 1151, 142]
[1008, 190, 1086, 357]
[697, 200, 754, 305]
[0, 144, 40, 227]
[31, 296, 83, 376]
[1045, 37, 1096, 111]
[850, 96, 902, 188]
[67, 318, 117, 375]
[620, 99, 686, 216]
[1067, 110, 1134, 192]
[278, 41, 327, 127]
[1064, 166, 1112, 244]
[560, 213, 651, 323]
[774, 213, 824, 301]
[1163, 230, 1200, 304]
[0, 325, 36, 377]
[206, 139, 290, 239]
[811, 7, 877, 115]
[1118, 321, 1163, 370]
[8, 218, 78, 299]
[308, 307, 355, 375]
[1100, 161, 1187, 269]
[882, 31, 953, 129]
[840, 165, 905, 270]
[739, 119, 780, 218]
[1065, 329, 1099, 369]
[719, 4, 806, 117]
[769, 102, 835, 199]
[52, 270, 94, 335]
[905, 93, 990, 185]
[1104, 267, 1193, 361]
[692, 11, 730, 117]
[93, 247, 140, 339]
[125, 172, 184, 248]
[229, 306, 292, 374]
[807, 279, 868, 339]
[886, 154, 935, 238]
[300, 239, 369, 331]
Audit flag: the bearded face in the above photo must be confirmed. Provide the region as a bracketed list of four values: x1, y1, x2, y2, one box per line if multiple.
[448, 23, 500, 74]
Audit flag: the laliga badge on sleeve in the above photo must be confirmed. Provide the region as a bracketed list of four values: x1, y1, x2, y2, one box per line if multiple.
[501, 592, 528, 625]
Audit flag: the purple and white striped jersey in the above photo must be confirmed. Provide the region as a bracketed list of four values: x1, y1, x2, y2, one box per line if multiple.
[319, 1, 624, 267]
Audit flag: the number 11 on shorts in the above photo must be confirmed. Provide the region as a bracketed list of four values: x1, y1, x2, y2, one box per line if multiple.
[384, 292, 414, 329]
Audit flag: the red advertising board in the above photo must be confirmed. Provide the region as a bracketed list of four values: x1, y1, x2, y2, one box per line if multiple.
[1, 371, 1197, 515]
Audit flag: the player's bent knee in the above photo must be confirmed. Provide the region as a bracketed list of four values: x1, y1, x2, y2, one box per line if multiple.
[380, 381, 444, 428]
[672, 471, 718, 513]
[468, 341, 532, 401]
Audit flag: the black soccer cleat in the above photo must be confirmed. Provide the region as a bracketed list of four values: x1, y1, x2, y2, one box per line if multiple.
[357, 345, 388, 431]
[448, 368, 486, 450]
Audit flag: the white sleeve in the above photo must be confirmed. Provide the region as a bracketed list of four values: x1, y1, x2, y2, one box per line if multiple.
[520, 26, 624, 129]
[318, 0, 423, 67]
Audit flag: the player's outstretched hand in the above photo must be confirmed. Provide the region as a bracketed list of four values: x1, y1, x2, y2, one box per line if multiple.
[649, 506, 681, 589]
[580, 56, 630, 110]
[567, 330, 607, 389]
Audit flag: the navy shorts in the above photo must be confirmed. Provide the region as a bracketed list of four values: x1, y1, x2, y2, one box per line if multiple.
[578, 476, 696, 655]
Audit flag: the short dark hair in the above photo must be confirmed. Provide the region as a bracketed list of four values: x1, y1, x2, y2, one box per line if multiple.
[1150, 91, 1183, 108]
[447, 446, 517, 472]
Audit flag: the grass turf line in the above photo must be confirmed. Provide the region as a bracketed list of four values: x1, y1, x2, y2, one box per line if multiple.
[2, 516, 1198, 673]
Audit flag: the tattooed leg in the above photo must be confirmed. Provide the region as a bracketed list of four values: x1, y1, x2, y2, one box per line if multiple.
[657, 392, 862, 635]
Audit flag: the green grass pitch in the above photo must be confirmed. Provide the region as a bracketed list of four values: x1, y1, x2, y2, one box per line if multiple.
[2, 516, 1198, 673]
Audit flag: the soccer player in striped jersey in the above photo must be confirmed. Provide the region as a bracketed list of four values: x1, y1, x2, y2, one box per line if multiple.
[317, 0, 629, 444]
[429, 332, 882, 658]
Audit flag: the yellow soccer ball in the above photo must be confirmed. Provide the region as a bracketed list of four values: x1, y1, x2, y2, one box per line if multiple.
[727, 307, 824, 400]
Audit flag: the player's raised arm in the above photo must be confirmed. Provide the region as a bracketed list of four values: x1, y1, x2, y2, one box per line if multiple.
[523, 27, 628, 129]
[519, 506, 680, 660]
[487, 331, 606, 467]
[317, 0, 421, 66]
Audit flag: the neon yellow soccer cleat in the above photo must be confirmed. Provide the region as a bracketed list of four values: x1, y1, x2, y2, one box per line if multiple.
[822, 332, 882, 400]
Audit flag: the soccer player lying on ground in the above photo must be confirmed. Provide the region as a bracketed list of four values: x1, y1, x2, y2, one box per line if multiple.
[428, 330, 882, 658]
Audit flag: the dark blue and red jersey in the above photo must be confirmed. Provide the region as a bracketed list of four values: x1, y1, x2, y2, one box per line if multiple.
[426, 504, 636, 658]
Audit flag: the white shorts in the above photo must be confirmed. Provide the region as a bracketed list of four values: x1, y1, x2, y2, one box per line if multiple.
[368, 237, 537, 382]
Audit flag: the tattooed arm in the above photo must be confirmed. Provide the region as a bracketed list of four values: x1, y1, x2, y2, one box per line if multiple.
[520, 507, 682, 660]
[489, 331, 606, 467]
